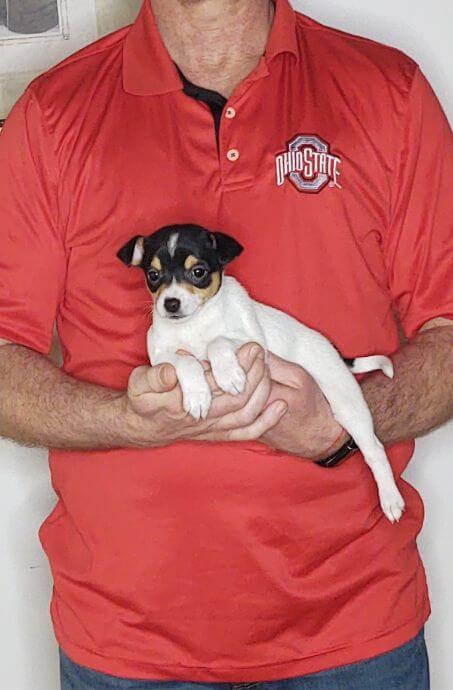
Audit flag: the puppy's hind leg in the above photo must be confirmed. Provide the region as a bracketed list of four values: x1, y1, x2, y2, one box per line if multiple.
[331, 397, 405, 523]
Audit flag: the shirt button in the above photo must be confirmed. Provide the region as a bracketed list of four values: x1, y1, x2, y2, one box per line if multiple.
[225, 106, 236, 119]
[227, 148, 240, 162]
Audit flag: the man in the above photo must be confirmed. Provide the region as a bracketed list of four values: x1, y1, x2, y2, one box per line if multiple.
[0, 0, 452, 688]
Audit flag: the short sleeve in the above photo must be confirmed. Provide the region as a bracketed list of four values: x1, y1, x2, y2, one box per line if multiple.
[384, 67, 453, 339]
[0, 88, 66, 354]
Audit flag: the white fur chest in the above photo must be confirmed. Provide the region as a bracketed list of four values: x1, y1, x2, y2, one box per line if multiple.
[146, 277, 264, 364]
[147, 313, 225, 361]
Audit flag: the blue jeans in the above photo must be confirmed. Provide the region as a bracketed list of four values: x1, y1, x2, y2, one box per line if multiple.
[59, 629, 429, 690]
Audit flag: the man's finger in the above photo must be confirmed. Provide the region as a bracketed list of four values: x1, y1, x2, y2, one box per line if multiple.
[226, 400, 288, 442]
[266, 351, 308, 388]
[128, 363, 178, 397]
[236, 342, 265, 373]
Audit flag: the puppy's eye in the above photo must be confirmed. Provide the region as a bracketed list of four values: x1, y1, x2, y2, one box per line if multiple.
[147, 269, 161, 283]
[190, 266, 208, 281]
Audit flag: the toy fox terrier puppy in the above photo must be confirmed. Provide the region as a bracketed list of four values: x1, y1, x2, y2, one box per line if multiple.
[118, 224, 405, 522]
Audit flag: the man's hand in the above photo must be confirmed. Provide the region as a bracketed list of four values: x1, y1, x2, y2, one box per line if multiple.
[123, 343, 288, 448]
[260, 352, 346, 460]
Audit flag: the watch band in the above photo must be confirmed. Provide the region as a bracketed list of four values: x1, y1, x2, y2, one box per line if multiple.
[314, 436, 359, 468]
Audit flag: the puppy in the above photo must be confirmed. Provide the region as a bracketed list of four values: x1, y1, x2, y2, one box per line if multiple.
[118, 223, 405, 522]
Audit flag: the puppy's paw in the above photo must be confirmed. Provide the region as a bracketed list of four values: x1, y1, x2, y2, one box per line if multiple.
[379, 483, 406, 523]
[212, 360, 246, 395]
[182, 387, 212, 421]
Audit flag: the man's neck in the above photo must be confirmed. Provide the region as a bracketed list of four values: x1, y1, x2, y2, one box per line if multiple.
[150, 0, 275, 98]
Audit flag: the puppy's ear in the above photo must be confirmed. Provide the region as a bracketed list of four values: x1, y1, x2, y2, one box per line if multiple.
[117, 236, 145, 267]
[213, 232, 243, 266]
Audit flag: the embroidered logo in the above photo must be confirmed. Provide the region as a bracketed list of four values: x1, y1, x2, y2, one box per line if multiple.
[275, 134, 342, 193]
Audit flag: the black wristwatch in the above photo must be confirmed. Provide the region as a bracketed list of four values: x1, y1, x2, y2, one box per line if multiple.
[314, 436, 359, 468]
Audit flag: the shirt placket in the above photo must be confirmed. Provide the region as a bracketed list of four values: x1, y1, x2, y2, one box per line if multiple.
[218, 57, 270, 190]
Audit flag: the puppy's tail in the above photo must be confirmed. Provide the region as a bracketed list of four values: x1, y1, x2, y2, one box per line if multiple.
[343, 355, 394, 379]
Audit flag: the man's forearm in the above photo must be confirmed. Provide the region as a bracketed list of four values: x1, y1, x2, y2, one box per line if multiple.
[1, 325, 451, 453]
[362, 325, 453, 446]
[0, 342, 285, 452]
[0, 344, 127, 450]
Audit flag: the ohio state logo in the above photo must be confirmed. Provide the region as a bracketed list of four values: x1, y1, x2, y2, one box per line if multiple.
[275, 134, 342, 193]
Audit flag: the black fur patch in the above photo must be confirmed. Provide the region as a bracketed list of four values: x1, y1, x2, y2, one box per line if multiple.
[117, 224, 243, 293]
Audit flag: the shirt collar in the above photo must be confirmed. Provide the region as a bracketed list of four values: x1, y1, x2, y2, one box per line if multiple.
[266, 0, 299, 65]
[123, 0, 299, 97]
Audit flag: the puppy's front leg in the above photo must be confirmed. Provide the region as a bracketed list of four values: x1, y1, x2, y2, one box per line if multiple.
[208, 337, 247, 395]
[152, 351, 212, 421]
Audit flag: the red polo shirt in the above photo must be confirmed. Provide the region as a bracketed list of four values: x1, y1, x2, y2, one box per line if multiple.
[0, 0, 452, 681]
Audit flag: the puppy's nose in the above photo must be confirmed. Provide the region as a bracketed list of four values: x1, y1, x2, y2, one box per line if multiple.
[164, 298, 181, 314]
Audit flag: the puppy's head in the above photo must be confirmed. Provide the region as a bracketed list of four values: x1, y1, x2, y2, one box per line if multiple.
[117, 224, 243, 320]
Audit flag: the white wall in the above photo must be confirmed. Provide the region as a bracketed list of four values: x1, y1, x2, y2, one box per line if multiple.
[300, 0, 453, 122]
[0, 1, 451, 689]
[0, 0, 98, 118]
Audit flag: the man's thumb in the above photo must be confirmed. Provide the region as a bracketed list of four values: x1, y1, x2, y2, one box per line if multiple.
[147, 363, 178, 393]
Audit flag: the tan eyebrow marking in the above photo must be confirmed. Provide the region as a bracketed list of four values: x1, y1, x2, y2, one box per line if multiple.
[150, 256, 162, 271]
[184, 255, 199, 270]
